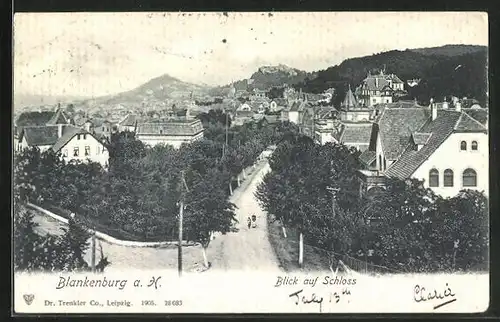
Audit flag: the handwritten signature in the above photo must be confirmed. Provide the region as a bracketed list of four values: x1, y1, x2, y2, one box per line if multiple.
[414, 283, 456, 310]
[289, 288, 350, 312]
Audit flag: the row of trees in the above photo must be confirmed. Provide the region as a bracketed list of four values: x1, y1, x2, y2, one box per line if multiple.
[14, 111, 300, 270]
[256, 135, 489, 273]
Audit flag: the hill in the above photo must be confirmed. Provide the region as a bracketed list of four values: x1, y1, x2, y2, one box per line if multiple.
[210, 64, 316, 96]
[75, 74, 211, 111]
[297, 45, 488, 107]
[410, 44, 486, 57]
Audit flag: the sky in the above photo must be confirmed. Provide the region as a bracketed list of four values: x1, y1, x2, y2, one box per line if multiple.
[13, 12, 488, 98]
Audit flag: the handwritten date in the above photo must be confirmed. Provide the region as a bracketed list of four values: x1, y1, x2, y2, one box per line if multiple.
[289, 288, 351, 312]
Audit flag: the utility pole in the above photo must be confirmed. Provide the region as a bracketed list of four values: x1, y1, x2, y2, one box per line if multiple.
[178, 171, 189, 277]
[178, 196, 183, 277]
[91, 232, 96, 273]
[225, 111, 229, 151]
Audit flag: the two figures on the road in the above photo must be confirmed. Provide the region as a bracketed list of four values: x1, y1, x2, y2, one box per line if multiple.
[247, 215, 257, 229]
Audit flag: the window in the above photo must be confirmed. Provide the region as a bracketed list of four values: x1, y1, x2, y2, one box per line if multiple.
[460, 141, 467, 151]
[85, 146, 90, 156]
[429, 169, 439, 187]
[96, 146, 100, 155]
[383, 158, 387, 171]
[63, 149, 68, 157]
[372, 99, 376, 104]
[444, 169, 454, 187]
[77, 134, 81, 140]
[73, 147, 79, 157]
[159, 129, 163, 134]
[463, 168, 477, 187]
[472, 141, 478, 151]
[83, 134, 87, 140]
[379, 155, 383, 170]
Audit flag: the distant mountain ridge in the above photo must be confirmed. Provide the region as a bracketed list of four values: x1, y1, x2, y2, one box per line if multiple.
[410, 44, 486, 57]
[75, 73, 211, 110]
[15, 44, 487, 113]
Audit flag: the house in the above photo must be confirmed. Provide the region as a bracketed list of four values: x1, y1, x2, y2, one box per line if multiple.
[118, 114, 142, 132]
[355, 70, 407, 107]
[256, 114, 280, 126]
[282, 100, 307, 124]
[329, 122, 373, 152]
[16, 123, 109, 168]
[14, 108, 72, 152]
[232, 110, 255, 126]
[251, 88, 267, 99]
[135, 119, 204, 148]
[338, 85, 372, 122]
[313, 119, 337, 145]
[237, 103, 252, 112]
[301, 106, 335, 138]
[93, 120, 114, 141]
[358, 102, 488, 198]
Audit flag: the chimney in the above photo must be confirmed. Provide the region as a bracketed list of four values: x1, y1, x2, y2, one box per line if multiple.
[455, 101, 462, 112]
[442, 101, 449, 109]
[84, 121, 92, 132]
[375, 77, 379, 88]
[58, 124, 63, 138]
[431, 102, 437, 121]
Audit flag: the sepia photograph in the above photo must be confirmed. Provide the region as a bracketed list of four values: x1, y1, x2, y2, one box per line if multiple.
[12, 11, 489, 314]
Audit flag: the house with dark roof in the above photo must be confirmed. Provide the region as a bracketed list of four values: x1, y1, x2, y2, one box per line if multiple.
[135, 119, 204, 148]
[14, 108, 72, 152]
[355, 70, 407, 107]
[331, 122, 373, 152]
[338, 85, 373, 122]
[16, 123, 110, 168]
[232, 110, 256, 126]
[118, 114, 142, 132]
[358, 102, 488, 197]
[281, 100, 307, 124]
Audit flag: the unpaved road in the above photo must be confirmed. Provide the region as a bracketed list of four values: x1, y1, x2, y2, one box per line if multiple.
[31, 160, 282, 273]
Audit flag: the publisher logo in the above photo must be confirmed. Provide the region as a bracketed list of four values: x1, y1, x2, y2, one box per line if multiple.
[23, 294, 34, 305]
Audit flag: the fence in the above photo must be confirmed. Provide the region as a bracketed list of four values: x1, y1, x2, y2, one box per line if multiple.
[27, 202, 198, 248]
[266, 216, 404, 275]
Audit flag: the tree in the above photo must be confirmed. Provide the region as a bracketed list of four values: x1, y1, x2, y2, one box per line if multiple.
[428, 190, 488, 272]
[183, 168, 237, 267]
[55, 217, 92, 271]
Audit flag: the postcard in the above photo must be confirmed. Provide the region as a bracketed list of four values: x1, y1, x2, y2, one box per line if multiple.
[12, 11, 489, 314]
